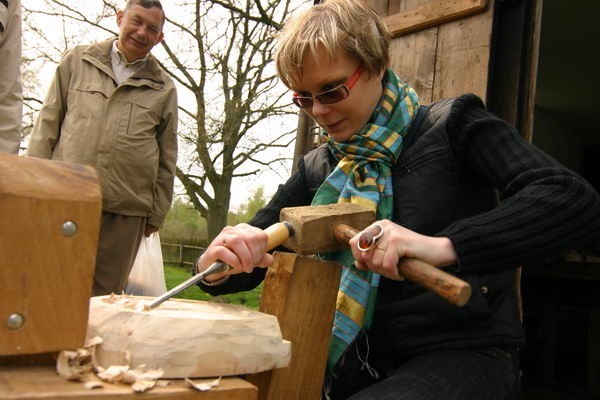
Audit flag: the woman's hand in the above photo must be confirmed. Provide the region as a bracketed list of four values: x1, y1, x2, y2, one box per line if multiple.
[348, 219, 457, 280]
[196, 224, 274, 282]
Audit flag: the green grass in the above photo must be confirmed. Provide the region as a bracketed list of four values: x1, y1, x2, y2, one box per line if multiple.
[164, 263, 263, 309]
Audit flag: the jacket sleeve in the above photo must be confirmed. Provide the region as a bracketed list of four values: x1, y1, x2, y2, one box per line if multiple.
[198, 156, 314, 295]
[27, 49, 73, 158]
[0, 0, 22, 154]
[147, 81, 178, 228]
[438, 94, 600, 274]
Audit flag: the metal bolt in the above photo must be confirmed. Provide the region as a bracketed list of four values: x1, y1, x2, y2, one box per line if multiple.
[61, 221, 77, 237]
[6, 313, 25, 330]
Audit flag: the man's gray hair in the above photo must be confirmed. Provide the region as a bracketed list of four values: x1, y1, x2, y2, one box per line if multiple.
[124, 0, 165, 25]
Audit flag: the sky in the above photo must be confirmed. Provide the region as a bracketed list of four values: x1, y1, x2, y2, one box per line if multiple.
[21, 0, 308, 211]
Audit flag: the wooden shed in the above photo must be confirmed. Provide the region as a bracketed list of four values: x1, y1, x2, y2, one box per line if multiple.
[294, 0, 600, 398]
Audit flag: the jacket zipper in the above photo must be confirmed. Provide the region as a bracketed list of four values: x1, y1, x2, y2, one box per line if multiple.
[397, 147, 447, 176]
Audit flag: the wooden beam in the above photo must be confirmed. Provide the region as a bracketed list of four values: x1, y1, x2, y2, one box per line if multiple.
[0, 365, 257, 400]
[247, 252, 342, 400]
[385, 0, 489, 38]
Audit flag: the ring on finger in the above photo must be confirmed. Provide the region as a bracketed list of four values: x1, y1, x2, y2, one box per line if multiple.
[358, 223, 385, 252]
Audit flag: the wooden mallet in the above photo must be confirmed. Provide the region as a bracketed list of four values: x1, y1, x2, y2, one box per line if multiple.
[279, 203, 472, 307]
[151, 203, 471, 308]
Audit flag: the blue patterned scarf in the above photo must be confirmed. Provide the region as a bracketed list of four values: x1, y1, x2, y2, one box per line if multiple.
[310, 69, 419, 372]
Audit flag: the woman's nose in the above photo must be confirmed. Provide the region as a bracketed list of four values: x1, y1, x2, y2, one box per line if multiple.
[310, 98, 331, 117]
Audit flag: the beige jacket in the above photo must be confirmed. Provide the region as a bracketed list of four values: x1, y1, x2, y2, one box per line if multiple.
[27, 39, 178, 227]
[0, 0, 22, 154]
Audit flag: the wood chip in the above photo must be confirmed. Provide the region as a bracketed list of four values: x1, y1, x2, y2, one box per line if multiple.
[83, 380, 104, 389]
[132, 379, 156, 393]
[185, 377, 222, 392]
[55, 312, 166, 394]
[56, 349, 93, 381]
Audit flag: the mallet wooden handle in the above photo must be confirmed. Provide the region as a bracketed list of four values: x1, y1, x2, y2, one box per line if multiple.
[334, 224, 472, 307]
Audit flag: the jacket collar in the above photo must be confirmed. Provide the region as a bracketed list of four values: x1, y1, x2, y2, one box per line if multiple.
[83, 38, 166, 88]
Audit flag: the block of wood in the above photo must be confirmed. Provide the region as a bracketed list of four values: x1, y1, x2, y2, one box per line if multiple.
[87, 295, 291, 378]
[0, 153, 101, 356]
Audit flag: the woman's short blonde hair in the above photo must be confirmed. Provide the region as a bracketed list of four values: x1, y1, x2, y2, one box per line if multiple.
[275, 0, 390, 88]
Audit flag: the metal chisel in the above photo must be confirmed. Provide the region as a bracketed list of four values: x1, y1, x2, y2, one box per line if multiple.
[148, 260, 231, 309]
[148, 221, 294, 309]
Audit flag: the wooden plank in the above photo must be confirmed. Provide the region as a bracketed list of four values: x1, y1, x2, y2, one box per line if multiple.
[247, 252, 342, 400]
[521, 0, 543, 143]
[432, 0, 494, 101]
[487, 0, 542, 140]
[385, 0, 489, 38]
[486, 0, 527, 127]
[368, 0, 389, 16]
[381, 0, 494, 104]
[389, 27, 438, 104]
[0, 365, 256, 400]
[383, 0, 438, 104]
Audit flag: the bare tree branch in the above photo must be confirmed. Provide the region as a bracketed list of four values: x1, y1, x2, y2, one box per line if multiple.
[22, 0, 301, 240]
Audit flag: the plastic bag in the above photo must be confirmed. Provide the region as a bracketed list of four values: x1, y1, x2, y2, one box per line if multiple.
[125, 232, 167, 296]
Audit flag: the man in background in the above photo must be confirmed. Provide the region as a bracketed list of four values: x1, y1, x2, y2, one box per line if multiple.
[0, 0, 23, 153]
[27, 0, 178, 295]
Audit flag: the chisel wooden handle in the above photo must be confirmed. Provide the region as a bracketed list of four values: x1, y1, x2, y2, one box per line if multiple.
[334, 224, 472, 307]
[149, 221, 294, 309]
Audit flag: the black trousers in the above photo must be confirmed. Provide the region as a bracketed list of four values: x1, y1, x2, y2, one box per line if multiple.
[325, 334, 520, 400]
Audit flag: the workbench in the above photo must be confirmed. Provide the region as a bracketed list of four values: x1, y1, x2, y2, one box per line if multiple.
[0, 154, 254, 399]
[0, 364, 257, 400]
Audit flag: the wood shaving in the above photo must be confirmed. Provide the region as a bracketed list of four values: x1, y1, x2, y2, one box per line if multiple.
[135, 300, 151, 311]
[103, 292, 151, 311]
[132, 379, 156, 393]
[83, 380, 104, 389]
[185, 377, 222, 391]
[85, 336, 104, 347]
[56, 349, 93, 381]
[56, 330, 165, 393]
[96, 365, 130, 383]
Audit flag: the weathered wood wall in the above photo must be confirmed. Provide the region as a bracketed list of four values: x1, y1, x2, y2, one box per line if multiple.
[368, 0, 495, 105]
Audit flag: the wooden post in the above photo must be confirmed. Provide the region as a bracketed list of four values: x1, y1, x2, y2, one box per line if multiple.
[178, 240, 184, 266]
[291, 113, 316, 174]
[246, 252, 342, 400]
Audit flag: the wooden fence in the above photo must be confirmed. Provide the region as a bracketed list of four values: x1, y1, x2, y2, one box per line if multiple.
[161, 240, 206, 267]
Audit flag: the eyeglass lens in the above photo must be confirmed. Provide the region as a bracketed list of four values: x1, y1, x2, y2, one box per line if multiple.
[292, 65, 363, 109]
[293, 85, 349, 108]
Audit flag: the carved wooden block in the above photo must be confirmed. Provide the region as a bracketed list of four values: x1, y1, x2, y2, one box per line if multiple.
[87, 295, 291, 378]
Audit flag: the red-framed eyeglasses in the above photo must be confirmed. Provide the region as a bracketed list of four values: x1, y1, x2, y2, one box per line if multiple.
[292, 65, 364, 109]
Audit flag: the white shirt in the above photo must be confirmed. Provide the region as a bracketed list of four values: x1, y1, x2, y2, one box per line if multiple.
[111, 40, 149, 85]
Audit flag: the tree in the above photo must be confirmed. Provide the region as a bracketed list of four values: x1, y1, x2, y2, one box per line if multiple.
[21, 0, 300, 240]
[160, 197, 207, 241]
[228, 186, 268, 225]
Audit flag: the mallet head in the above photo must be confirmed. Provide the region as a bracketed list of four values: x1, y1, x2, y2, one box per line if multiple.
[280, 203, 375, 255]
